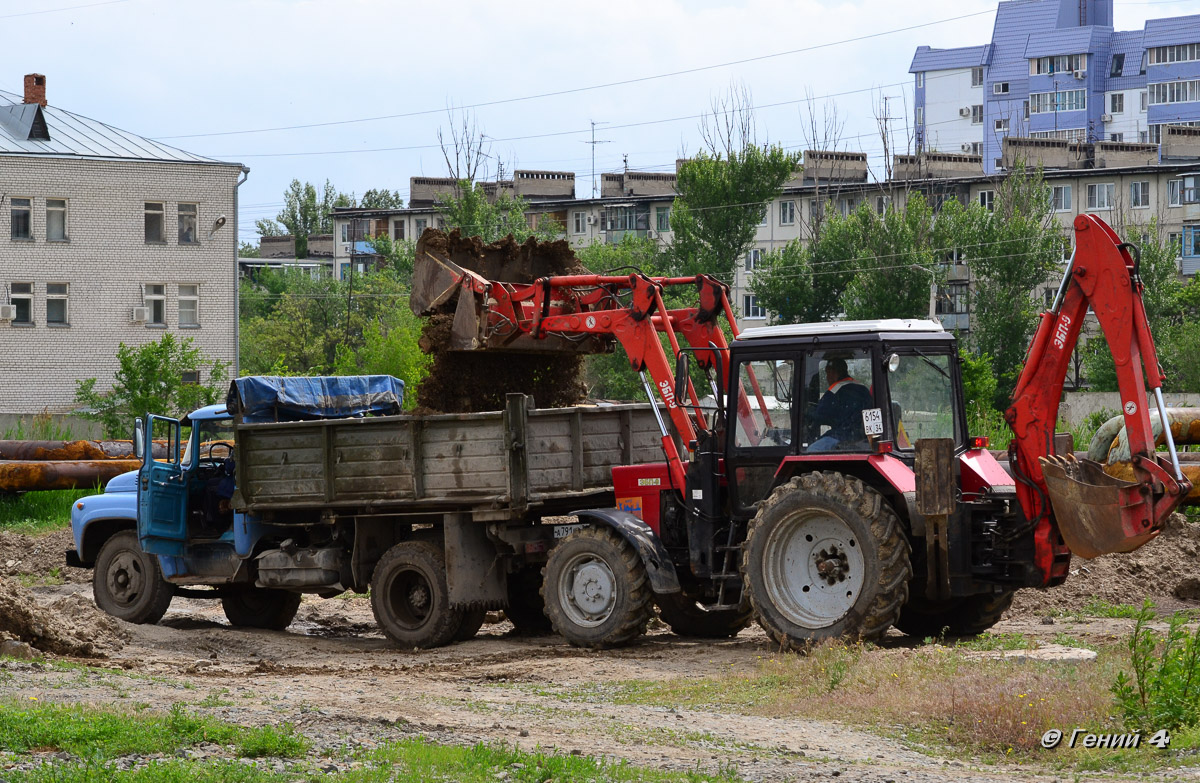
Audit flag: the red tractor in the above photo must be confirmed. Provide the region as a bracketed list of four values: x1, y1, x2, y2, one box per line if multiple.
[412, 214, 1191, 649]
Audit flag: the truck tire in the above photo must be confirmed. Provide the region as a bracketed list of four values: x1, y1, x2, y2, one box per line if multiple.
[655, 592, 753, 639]
[542, 526, 652, 649]
[453, 608, 487, 642]
[371, 541, 463, 649]
[743, 472, 911, 650]
[93, 530, 174, 624]
[221, 588, 302, 630]
[894, 590, 1015, 639]
[504, 567, 552, 635]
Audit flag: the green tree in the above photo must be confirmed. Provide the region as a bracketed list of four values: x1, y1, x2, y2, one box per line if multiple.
[364, 234, 417, 285]
[256, 179, 354, 257]
[359, 188, 405, 210]
[670, 145, 800, 281]
[435, 181, 560, 242]
[238, 241, 260, 258]
[74, 334, 229, 438]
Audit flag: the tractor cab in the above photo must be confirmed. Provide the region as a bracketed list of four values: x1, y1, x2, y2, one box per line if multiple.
[724, 319, 966, 514]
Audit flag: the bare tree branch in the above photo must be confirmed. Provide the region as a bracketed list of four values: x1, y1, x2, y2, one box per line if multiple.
[700, 81, 756, 158]
[438, 108, 491, 185]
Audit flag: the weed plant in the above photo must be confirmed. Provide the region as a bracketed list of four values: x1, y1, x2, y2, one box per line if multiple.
[1113, 601, 1200, 732]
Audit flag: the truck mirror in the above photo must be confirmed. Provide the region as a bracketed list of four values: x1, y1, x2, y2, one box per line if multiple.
[674, 353, 690, 405]
[887, 353, 901, 373]
[133, 418, 145, 460]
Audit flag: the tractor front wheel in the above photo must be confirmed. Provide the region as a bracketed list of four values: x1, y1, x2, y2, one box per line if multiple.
[743, 472, 911, 650]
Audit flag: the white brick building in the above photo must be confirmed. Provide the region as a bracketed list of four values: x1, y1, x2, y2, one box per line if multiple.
[0, 75, 247, 416]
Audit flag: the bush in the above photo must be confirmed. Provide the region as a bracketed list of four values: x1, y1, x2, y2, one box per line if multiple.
[1112, 601, 1200, 732]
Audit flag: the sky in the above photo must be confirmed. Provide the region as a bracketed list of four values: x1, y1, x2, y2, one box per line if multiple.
[0, 0, 1192, 246]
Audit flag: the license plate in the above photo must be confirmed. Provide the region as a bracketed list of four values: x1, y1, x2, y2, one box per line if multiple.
[553, 524, 583, 539]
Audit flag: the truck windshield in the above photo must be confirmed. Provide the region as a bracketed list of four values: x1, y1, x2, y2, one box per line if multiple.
[182, 418, 236, 466]
[888, 352, 956, 448]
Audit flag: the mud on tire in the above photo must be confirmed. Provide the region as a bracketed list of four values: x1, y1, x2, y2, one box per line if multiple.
[542, 526, 652, 649]
[371, 541, 463, 649]
[221, 588, 302, 630]
[93, 530, 174, 625]
[742, 472, 911, 650]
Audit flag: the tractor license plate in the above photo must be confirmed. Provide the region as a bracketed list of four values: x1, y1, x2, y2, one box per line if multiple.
[553, 524, 584, 539]
[862, 407, 884, 436]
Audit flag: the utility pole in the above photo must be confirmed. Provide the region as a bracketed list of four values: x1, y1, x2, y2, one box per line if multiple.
[582, 120, 610, 198]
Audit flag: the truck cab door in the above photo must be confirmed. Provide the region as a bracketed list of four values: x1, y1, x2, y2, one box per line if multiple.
[137, 415, 188, 556]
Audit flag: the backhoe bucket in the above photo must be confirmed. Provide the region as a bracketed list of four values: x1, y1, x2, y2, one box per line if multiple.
[410, 248, 470, 316]
[1040, 454, 1157, 559]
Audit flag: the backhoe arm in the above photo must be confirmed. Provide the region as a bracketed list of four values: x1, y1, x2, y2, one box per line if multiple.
[1006, 214, 1190, 584]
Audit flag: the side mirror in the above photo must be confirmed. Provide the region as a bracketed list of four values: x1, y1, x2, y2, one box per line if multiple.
[133, 418, 145, 460]
[674, 352, 690, 405]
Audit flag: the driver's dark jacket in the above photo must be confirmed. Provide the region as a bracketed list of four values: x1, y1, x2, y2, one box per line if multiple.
[812, 377, 873, 443]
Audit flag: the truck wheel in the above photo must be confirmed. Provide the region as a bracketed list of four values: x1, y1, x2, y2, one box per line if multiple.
[221, 588, 302, 630]
[505, 567, 552, 635]
[371, 541, 462, 649]
[894, 590, 1015, 639]
[453, 608, 487, 642]
[542, 526, 651, 649]
[743, 472, 911, 650]
[655, 592, 753, 639]
[93, 531, 174, 624]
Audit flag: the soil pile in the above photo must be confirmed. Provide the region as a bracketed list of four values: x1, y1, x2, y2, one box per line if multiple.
[413, 230, 589, 413]
[1009, 513, 1200, 616]
[0, 527, 89, 584]
[0, 576, 129, 657]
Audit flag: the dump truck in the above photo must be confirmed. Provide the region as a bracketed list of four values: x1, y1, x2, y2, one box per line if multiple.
[72, 214, 1191, 650]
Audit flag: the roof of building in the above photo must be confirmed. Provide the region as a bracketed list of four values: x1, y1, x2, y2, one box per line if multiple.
[988, 0, 1065, 92]
[1024, 26, 1111, 59]
[1105, 29, 1147, 91]
[0, 89, 240, 167]
[909, 44, 991, 73]
[1143, 14, 1200, 48]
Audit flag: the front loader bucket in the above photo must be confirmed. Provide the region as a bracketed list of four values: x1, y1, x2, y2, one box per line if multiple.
[1040, 454, 1157, 559]
[410, 247, 469, 316]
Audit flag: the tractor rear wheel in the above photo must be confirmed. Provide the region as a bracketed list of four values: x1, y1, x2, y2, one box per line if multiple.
[894, 590, 1015, 639]
[371, 541, 463, 649]
[221, 588, 302, 630]
[542, 526, 652, 648]
[743, 472, 911, 650]
[655, 592, 752, 639]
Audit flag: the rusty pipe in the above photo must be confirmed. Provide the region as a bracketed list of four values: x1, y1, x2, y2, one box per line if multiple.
[0, 460, 141, 492]
[0, 439, 168, 461]
[1088, 409, 1200, 504]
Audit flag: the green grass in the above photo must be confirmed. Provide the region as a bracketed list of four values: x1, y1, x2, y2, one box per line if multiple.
[0, 701, 307, 759]
[0, 488, 94, 535]
[953, 632, 1035, 652]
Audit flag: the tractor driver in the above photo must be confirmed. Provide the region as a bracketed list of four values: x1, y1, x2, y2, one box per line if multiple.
[808, 357, 873, 452]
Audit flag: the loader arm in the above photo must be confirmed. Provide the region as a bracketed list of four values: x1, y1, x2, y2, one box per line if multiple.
[1006, 213, 1191, 584]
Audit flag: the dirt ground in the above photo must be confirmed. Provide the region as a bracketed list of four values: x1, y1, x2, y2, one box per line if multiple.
[2, 525, 1200, 781]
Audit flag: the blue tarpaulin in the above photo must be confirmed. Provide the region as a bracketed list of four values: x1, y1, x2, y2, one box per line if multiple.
[227, 376, 405, 423]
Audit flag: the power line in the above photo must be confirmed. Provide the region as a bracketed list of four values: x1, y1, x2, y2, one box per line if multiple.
[0, 0, 130, 21]
[154, 8, 997, 141]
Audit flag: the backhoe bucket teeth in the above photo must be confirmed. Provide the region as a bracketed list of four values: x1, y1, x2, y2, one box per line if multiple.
[1040, 454, 1157, 559]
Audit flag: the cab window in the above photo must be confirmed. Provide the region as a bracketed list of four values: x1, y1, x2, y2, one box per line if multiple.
[733, 359, 794, 449]
[887, 352, 956, 448]
[182, 418, 236, 467]
[799, 349, 875, 452]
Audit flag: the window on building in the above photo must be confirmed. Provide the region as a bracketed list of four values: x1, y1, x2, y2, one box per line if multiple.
[1148, 43, 1200, 65]
[1187, 225, 1200, 259]
[971, 66, 984, 87]
[46, 199, 67, 241]
[1140, 130, 1149, 143]
[1111, 93, 1124, 114]
[10, 198, 31, 240]
[1087, 183, 1115, 210]
[745, 248, 762, 272]
[876, 195, 890, 214]
[436, 217, 446, 230]
[757, 206, 768, 227]
[1110, 133, 1125, 143]
[415, 218, 427, 235]
[1169, 179, 1183, 207]
[995, 118, 1009, 132]
[1169, 232, 1183, 258]
[1023, 100, 1030, 120]
[970, 141, 983, 155]
[1110, 53, 1125, 77]
[1140, 51, 1148, 75]
[971, 105, 983, 124]
[979, 190, 995, 212]
[181, 370, 200, 385]
[1029, 89, 1087, 113]
[779, 200, 795, 226]
[1130, 181, 1150, 208]
[915, 72, 924, 88]
[742, 294, 766, 320]
[1052, 185, 1072, 211]
[1141, 91, 1148, 112]
[178, 203, 197, 244]
[916, 107, 924, 125]
[572, 211, 585, 234]
[936, 282, 968, 315]
[391, 220, 405, 240]
[178, 284, 199, 327]
[144, 203, 165, 243]
[340, 223, 348, 242]
[1062, 235, 1074, 262]
[10, 282, 32, 324]
[656, 206, 671, 232]
[144, 284, 166, 326]
[993, 82, 1009, 95]
[1031, 54, 1086, 75]
[45, 283, 67, 326]
[1149, 80, 1200, 106]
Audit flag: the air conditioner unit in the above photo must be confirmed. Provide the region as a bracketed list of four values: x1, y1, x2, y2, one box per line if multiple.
[341, 243, 352, 254]
[1101, 113, 1113, 123]
[585, 215, 596, 225]
[646, 230, 658, 240]
[130, 306, 148, 323]
[0, 304, 14, 321]
[961, 143, 973, 153]
[1073, 69, 1086, 79]
[959, 107, 972, 118]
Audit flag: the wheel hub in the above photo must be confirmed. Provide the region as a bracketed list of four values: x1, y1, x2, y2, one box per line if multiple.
[106, 552, 145, 606]
[559, 555, 617, 627]
[815, 546, 850, 584]
[762, 510, 867, 629]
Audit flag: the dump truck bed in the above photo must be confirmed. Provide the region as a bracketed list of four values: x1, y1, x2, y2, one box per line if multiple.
[231, 396, 664, 518]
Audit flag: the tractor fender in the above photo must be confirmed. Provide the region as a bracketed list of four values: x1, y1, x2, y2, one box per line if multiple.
[572, 508, 681, 594]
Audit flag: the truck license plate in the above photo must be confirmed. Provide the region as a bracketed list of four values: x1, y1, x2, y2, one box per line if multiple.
[553, 524, 583, 539]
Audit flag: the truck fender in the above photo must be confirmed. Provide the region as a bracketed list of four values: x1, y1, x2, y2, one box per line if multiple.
[573, 508, 681, 594]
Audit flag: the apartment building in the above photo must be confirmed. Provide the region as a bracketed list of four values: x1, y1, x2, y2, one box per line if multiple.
[911, 0, 1200, 174]
[0, 74, 247, 416]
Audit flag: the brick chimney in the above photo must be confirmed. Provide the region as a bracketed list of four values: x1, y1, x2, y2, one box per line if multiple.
[23, 74, 46, 107]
